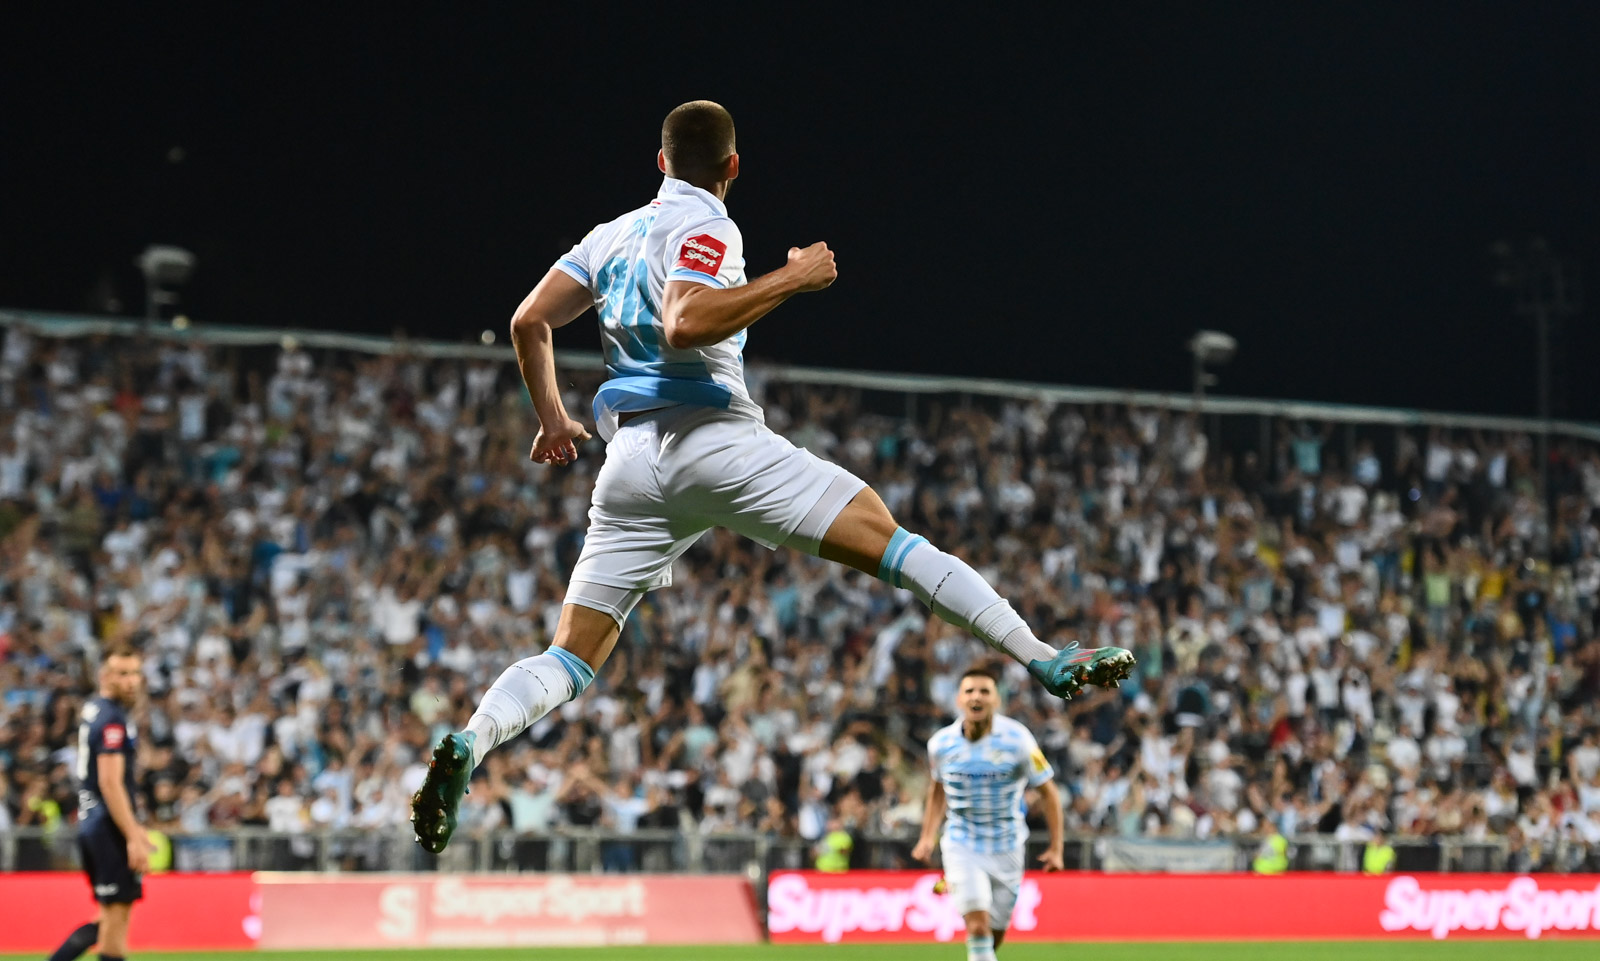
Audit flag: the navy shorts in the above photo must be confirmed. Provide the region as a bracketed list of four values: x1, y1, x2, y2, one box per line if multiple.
[78, 819, 142, 905]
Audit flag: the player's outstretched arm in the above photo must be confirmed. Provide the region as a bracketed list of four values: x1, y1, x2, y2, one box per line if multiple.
[911, 779, 946, 863]
[511, 269, 595, 466]
[661, 242, 836, 350]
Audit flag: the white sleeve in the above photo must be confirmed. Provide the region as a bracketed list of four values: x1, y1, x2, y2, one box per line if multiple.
[553, 224, 604, 294]
[664, 216, 744, 289]
[1023, 730, 1055, 788]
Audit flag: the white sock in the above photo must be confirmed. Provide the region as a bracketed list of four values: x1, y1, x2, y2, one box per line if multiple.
[465, 648, 594, 768]
[966, 933, 996, 961]
[881, 528, 1058, 666]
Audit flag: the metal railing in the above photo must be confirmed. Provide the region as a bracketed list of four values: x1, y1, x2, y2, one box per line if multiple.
[4, 826, 1593, 876]
[6, 307, 1599, 440]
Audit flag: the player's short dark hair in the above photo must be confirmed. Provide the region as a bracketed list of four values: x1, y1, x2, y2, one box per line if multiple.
[959, 665, 1000, 687]
[661, 101, 736, 186]
[101, 642, 141, 664]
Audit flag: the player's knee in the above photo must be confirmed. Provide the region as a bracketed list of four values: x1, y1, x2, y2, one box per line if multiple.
[964, 911, 991, 938]
[852, 486, 899, 532]
[818, 489, 899, 575]
[553, 598, 627, 665]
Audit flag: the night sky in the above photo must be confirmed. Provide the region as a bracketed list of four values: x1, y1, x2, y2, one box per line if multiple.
[4, 6, 1596, 418]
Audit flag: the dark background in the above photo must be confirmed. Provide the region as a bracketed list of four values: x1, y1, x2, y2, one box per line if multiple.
[3, 6, 1596, 417]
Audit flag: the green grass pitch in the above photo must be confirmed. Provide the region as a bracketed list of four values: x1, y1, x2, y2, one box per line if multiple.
[6, 944, 1597, 961]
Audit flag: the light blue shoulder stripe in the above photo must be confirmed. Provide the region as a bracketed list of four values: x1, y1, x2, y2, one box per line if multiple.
[555, 258, 591, 285]
[666, 268, 727, 288]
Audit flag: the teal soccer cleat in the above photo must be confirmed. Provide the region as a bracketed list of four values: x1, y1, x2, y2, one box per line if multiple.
[1028, 642, 1137, 699]
[409, 731, 475, 854]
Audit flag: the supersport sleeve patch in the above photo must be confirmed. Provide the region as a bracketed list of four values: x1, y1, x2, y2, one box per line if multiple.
[101, 723, 126, 750]
[673, 233, 727, 276]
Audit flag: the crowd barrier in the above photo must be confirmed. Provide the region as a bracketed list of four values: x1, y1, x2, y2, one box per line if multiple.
[766, 871, 1600, 943]
[7, 307, 1600, 440]
[9, 825, 1561, 875]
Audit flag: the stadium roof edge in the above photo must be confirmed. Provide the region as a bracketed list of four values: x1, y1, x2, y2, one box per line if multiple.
[5, 307, 1598, 442]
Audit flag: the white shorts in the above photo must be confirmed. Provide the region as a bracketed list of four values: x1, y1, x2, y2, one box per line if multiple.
[565, 406, 866, 625]
[942, 841, 1024, 932]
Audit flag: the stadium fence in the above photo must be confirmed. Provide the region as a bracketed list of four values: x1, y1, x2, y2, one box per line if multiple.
[5, 307, 1599, 442]
[8, 825, 1595, 877]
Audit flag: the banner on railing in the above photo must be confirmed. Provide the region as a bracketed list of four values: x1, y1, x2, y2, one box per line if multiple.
[766, 871, 1600, 943]
[0, 873, 259, 952]
[1099, 838, 1237, 873]
[254, 873, 762, 948]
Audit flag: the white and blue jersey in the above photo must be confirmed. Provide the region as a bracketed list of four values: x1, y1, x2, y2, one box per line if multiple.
[553, 177, 764, 441]
[929, 714, 1054, 854]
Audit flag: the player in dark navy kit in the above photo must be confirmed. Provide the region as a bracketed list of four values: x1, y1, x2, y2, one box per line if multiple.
[47, 645, 154, 961]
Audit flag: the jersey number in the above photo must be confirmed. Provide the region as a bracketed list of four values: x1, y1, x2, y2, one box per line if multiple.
[76, 720, 91, 781]
[595, 215, 664, 368]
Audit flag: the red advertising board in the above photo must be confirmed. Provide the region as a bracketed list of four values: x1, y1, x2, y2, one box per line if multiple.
[255, 873, 763, 948]
[0, 873, 259, 952]
[767, 871, 1600, 943]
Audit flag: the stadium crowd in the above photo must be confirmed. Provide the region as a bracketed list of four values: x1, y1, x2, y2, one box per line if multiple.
[2, 325, 1600, 872]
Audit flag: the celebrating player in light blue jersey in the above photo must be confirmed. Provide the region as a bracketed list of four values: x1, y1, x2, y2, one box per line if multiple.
[410, 101, 1134, 852]
[913, 667, 1064, 961]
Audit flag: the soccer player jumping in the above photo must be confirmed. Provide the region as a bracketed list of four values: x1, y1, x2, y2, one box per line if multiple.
[913, 667, 1063, 961]
[410, 101, 1134, 852]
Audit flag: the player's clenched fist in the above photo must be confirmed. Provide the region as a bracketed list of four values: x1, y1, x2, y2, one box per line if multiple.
[786, 242, 837, 291]
[530, 417, 591, 466]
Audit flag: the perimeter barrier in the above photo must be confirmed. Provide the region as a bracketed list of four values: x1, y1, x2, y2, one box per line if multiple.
[9, 825, 1583, 875]
[8, 869, 1600, 950]
[6, 307, 1600, 442]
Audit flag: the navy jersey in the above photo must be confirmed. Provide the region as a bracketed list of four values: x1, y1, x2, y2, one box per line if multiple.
[76, 696, 138, 829]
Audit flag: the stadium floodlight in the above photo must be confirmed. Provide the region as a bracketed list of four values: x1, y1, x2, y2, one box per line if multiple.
[1189, 329, 1237, 365]
[1188, 329, 1236, 412]
[136, 245, 196, 322]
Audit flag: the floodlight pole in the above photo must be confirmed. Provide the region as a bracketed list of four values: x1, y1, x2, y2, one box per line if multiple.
[1536, 292, 1549, 542]
[1495, 238, 1580, 561]
[1192, 347, 1205, 416]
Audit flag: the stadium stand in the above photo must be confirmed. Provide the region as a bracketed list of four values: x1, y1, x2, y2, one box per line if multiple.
[1, 317, 1598, 876]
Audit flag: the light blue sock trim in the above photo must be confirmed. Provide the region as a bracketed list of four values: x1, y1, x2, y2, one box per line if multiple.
[966, 934, 995, 959]
[546, 646, 596, 696]
[895, 535, 929, 588]
[876, 527, 929, 589]
[877, 528, 912, 583]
